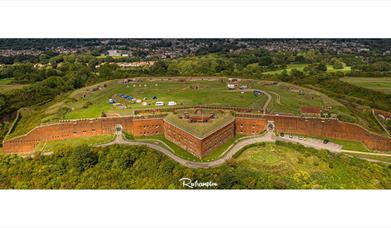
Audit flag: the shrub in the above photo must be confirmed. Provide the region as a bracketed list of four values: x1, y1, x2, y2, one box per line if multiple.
[68, 145, 98, 172]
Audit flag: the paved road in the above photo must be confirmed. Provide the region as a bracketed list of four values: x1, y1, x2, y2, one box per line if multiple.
[97, 131, 352, 169]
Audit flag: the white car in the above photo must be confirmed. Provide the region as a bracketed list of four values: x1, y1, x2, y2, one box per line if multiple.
[155, 101, 164, 106]
[168, 101, 177, 106]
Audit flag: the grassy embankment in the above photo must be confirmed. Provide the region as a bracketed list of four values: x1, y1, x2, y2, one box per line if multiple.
[340, 77, 391, 94]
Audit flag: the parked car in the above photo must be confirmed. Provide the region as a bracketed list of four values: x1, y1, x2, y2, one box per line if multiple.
[155, 101, 164, 106]
[168, 101, 177, 106]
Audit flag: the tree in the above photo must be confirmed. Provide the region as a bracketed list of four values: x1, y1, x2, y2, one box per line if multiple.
[69, 145, 98, 172]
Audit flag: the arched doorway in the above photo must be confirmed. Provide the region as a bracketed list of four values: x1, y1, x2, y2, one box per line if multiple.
[267, 121, 275, 131]
[115, 124, 123, 135]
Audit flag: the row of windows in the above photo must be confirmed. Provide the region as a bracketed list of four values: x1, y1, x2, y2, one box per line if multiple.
[140, 131, 161, 135]
[142, 125, 160, 129]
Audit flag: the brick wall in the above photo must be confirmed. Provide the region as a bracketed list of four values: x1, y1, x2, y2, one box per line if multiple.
[131, 118, 164, 136]
[235, 118, 267, 135]
[265, 115, 391, 151]
[163, 120, 235, 158]
[3, 113, 391, 155]
[163, 120, 202, 157]
[201, 121, 235, 157]
[3, 117, 134, 154]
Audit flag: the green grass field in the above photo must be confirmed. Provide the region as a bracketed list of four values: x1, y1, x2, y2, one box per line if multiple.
[63, 79, 267, 119]
[34, 134, 115, 153]
[340, 77, 391, 94]
[251, 81, 351, 116]
[262, 64, 351, 75]
[6, 78, 355, 140]
[8, 79, 270, 137]
[330, 138, 369, 152]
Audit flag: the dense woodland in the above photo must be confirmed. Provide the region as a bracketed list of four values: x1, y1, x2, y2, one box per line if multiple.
[0, 142, 389, 189]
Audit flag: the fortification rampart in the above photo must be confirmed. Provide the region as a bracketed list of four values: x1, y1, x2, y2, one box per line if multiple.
[200, 121, 235, 157]
[265, 115, 391, 151]
[3, 117, 133, 154]
[3, 109, 391, 154]
[163, 121, 202, 157]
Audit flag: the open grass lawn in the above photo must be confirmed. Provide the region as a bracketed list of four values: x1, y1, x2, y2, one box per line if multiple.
[330, 139, 369, 152]
[262, 64, 351, 75]
[251, 81, 351, 116]
[7, 78, 353, 139]
[8, 79, 269, 138]
[234, 143, 391, 188]
[63, 79, 268, 119]
[34, 134, 115, 153]
[340, 77, 391, 94]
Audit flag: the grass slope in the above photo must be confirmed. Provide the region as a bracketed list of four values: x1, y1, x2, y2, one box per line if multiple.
[340, 77, 391, 94]
[35, 135, 115, 153]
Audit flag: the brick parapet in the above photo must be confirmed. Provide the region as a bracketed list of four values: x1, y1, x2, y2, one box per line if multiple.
[3, 111, 391, 154]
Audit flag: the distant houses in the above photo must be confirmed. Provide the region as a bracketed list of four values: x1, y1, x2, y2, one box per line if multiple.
[227, 78, 246, 90]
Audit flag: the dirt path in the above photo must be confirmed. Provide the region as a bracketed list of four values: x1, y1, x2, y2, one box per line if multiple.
[268, 91, 281, 105]
[341, 149, 391, 157]
[262, 91, 272, 114]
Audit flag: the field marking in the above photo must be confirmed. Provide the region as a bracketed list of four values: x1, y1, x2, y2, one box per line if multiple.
[372, 109, 390, 136]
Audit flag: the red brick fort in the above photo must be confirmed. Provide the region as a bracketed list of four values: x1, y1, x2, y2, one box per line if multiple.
[3, 107, 391, 158]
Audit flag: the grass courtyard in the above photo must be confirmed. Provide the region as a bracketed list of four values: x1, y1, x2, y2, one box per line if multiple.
[57, 79, 268, 119]
[8, 78, 269, 138]
[340, 77, 391, 94]
[6, 77, 358, 139]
